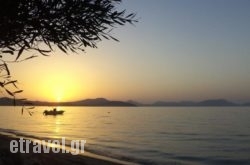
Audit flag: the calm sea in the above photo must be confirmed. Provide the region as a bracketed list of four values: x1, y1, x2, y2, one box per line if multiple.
[0, 106, 250, 165]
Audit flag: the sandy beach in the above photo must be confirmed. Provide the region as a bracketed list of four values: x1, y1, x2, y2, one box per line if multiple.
[0, 134, 131, 165]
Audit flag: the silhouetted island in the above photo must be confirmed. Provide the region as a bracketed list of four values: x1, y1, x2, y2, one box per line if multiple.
[0, 97, 135, 106]
[0, 97, 249, 107]
[151, 99, 239, 107]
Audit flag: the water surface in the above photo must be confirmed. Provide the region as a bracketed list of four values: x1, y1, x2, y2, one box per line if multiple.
[0, 106, 250, 165]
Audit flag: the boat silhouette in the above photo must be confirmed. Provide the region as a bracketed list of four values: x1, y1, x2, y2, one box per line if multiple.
[43, 108, 64, 116]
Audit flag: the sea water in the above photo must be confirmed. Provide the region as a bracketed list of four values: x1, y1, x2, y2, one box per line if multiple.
[0, 106, 250, 165]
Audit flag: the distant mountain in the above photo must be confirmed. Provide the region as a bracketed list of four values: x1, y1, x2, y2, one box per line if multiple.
[243, 102, 250, 106]
[152, 101, 196, 106]
[0, 97, 135, 106]
[127, 100, 144, 106]
[0, 97, 15, 105]
[197, 99, 237, 106]
[1, 97, 249, 107]
[151, 99, 239, 107]
[0, 97, 55, 106]
[62, 98, 135, 106]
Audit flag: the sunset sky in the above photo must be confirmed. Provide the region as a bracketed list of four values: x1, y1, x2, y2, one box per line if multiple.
[8, 0, 250, 103]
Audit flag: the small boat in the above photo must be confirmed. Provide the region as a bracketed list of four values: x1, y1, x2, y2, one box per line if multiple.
[43, 108, 65, 116]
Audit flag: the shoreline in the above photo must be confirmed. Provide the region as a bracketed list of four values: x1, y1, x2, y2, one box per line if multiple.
[0, 133, 139, 165]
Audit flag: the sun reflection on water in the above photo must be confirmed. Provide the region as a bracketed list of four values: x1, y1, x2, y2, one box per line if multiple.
[53, 117, 62, 138]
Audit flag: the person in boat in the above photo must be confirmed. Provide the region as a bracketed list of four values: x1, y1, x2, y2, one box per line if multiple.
[53, 108, 57, 112]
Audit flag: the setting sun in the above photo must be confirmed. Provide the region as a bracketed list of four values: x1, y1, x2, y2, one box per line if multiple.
[14, 58, 87, 102]
[39, 74, 80, 102]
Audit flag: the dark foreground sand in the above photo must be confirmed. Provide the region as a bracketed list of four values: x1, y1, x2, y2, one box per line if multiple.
[0, 134, 133, 165]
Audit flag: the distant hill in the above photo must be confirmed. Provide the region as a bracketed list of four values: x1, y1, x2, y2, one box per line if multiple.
[152, 101, 196, 106]
[0, 97, 135, 106]
[0, 97, 55, 106]
[61, 98, 135, 106]
[127, 100, 144, 106]
[243, 102, 250, 106]
[1, 97, 249, 107]
[151, 99, 242, 107]
[0, 97, 16, 105]
[196, 99, 237, 106]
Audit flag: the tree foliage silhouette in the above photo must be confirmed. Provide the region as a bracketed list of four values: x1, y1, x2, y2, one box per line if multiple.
[0, 0, 137, 100]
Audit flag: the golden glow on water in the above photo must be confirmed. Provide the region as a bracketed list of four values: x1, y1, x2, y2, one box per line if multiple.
[54, 120, 61, 133]
[52, 111, 63, 138]
[1, 107, 250, 165]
